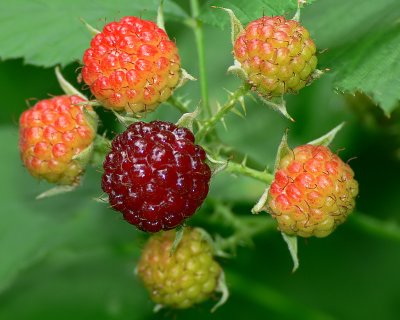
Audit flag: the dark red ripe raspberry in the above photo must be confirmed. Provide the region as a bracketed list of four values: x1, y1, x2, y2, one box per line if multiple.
[102, 121, 211, 232]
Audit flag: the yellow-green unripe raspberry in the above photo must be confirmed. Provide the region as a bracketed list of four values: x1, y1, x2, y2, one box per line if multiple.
[233, 16, 317, 98]
[137, 228, 221, 309]
[267, 145, 358, 238]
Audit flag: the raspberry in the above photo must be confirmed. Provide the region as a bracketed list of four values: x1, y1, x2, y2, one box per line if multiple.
[19, 95, 97, 185]
[137, 228, 221, 309]
[267, 145, 358, 237]
[82, 16, 181, 113]
[233, 16, 317, 98]
[101, 121, 211, 232]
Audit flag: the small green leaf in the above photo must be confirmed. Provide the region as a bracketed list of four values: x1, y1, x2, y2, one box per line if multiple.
[281, 233, 299, 272]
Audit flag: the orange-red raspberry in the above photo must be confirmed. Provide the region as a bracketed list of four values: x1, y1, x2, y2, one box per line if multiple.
[267, 145, 358, 237]
[82, 16, 181, 113]
[19, 95, 97, 185]
[233, 16, 317, 97]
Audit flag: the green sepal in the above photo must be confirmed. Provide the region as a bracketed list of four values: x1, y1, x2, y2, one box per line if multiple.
[80, 18, 101, 36]
[307, 122, 345, 147]
[259, 95, 294, 122]
[176, 105, 200, 131]
[157, 0, 166, 31]
[212, 6, 243, 45]
[273, 130, 292, 172]
[72, 143, 94, 169]
[175, 68, 197, 90]
[212, 270, 230, 312]
[55, 66, 87, 100]
[169, 225, 185, 256]
[36, 185, 77, 200]
[281, 233, 299, 273]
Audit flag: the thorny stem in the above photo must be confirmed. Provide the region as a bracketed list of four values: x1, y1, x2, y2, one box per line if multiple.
[190, 0, 211, 118]
[217, 217, 276, 252]
[209, 201, 276, 254]
[196, 83, 251, 141]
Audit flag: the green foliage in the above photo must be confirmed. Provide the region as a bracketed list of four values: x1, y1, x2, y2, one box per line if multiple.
[303, 0, 400, 115]
[0, 0, 186, 66]
[199, 0, 297, 28]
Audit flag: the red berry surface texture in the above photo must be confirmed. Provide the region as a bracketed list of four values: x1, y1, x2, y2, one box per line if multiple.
[233, 16, 317, 97]
[137, 228, 221, 309]
[267, 145, 358, 237]
[82, 16, 181, 113]
[101, 121, 211, 232]
[19, 95, 96, 185]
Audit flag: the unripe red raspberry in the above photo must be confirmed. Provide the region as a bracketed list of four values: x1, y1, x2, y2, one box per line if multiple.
[137, 228, 221, 309]
[19, 95, 97, 185]
[82, 16, 181, 113]
[101, 121, 211, 232]
[267, 145, 358, 237]
[233, 16, 317, 97]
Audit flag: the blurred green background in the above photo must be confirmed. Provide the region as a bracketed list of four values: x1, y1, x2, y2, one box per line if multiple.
[0, 0, 400, 319]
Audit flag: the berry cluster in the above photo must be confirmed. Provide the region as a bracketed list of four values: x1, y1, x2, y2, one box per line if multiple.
[17, 8, 360, 312]
[101, 121, 211, 232]
[137, 228, 221, 309]
[82, 16, 180, 113]
[234, 16, 317, 97]
[267, 145, 359, 237]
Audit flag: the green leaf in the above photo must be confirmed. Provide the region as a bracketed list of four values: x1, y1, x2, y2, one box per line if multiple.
[0, 127, 107, 292]
[199, 0, 297, 29]
[0, 0, 187, 67]
[0, 248, 152, 320]
[334, 25, 400, 116]
[303, 0, 400, 115]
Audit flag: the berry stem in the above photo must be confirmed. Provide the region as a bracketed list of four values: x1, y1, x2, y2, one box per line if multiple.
[209, 201, 276, 255]
[216, 216, 276, 253]
[167, 96, 190, 114]
[189, 0, 211, 118]
[349, 213, 400, 243]
[224, 161, 274, 184]
[196, 83, 251, 141]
